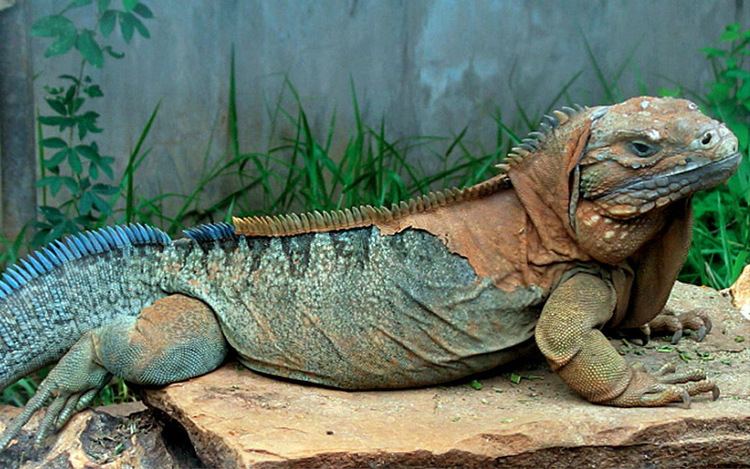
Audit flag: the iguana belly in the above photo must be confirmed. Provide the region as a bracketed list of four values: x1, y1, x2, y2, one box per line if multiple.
[169, 227, 544, 389]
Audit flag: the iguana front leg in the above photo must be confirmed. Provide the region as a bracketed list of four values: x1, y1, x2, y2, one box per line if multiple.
[0, 294, 228, 450]
[535, 273, 719, 407]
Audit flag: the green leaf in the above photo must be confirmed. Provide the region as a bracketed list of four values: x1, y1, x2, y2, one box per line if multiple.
[467, 379, 483, 390]
[85, 84, 103, 98]
[98, 156, 115, 179]
[31, 15, 75, 37]
[91, 183, 119, 195]
[97, 0, 111, 12]
[79, 191, 95, 215]
[119, 12, 148, 40]
[70, 97, 85, 114]
[39, 205, 65, 222]
[68, 148, 83, 173]
[657, 87, 681, 98]
[76, 30, 104, 68]
[37, 176, 77, 196]
[89, 161, 99, 180]
[63, 83, 76, 103]
[39, 115, 76, 129]
[509, 373, 521, 385]
[70, 0, 93, 8]
[100, 10, 116, 37]
[119, 11, 135, 42]
[721, 23, 741, 42]
[45, 148, 70, 168]
[93, 193, 113, 214]
[45, 98, 68, 115]
[75, 144, 100, 160]
[133, 3, 153, 18]
[37, 176, 63, 195]
[130, 14, 150, 38]
[76, 111, 103, 139]
[739, 90, 750, 107]
[702, 47, 726, 58]
[122, 0, 138, 11]
[45, 34, 77, 57]
[42, 137, 68, 148]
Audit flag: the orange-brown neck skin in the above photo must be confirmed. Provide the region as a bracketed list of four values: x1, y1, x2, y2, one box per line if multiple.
[377, 188, 592, 294]
[573, 200, 669, 265]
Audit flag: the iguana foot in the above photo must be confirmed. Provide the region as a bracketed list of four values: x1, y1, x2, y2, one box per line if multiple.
[603, 362, 719, 408]
[0, 294, 228, 451]
[642, 308, 713, 344]
[0, 331, 111, 450]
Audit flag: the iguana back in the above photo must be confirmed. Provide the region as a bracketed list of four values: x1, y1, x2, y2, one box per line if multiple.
[163, 226, 542, 388]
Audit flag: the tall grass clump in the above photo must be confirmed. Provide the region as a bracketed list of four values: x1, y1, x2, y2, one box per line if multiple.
[675, 24, 750, 289]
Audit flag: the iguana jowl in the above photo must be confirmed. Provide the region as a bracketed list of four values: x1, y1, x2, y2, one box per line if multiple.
[0, 97, 741, 449]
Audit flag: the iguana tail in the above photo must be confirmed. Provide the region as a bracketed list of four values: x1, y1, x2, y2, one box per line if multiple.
[0, 225, 172, 390]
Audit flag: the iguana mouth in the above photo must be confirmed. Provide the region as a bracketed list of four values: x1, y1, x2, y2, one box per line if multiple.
[592, 152, 742, 204]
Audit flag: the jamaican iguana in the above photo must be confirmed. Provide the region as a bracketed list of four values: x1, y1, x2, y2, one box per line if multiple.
[0, 97, 741, 450]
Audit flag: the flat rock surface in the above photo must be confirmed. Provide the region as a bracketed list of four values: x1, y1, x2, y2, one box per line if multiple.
[142, 282, 750, 468]
[730, 264, 750, 320]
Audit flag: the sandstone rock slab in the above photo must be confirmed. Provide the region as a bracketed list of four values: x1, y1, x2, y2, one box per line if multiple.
[143, 282, 750, 468]
[730, 264, 750, 321]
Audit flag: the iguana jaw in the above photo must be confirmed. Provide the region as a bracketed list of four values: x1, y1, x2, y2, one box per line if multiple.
[588, 151, 742, 219]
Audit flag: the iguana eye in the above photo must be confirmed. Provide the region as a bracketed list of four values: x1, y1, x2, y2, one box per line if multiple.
[629, 141, 658, 157]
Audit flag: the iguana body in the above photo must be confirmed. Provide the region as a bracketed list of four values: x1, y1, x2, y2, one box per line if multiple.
[0, 97, 741, 449]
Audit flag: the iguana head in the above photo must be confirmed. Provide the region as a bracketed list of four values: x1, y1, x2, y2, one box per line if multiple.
[507, 96, 741, 265]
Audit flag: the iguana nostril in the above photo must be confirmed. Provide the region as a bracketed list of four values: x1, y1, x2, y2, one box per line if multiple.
[701, 131, 713, 146]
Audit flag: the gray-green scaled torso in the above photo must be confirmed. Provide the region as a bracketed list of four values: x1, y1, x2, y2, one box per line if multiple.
[161, 227, 543, 389]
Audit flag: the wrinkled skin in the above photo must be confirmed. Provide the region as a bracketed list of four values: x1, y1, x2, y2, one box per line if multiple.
[524, 97, 739, 407]
[0, 97, 741, 452]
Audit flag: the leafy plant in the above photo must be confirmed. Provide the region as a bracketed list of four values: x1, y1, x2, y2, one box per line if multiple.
[0, 0, 155, 407]
[677, 23, 750, 288]
[32, 0, 153, 247]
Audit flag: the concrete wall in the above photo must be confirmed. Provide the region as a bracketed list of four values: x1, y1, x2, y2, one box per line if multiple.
[22, 0, 750, 213]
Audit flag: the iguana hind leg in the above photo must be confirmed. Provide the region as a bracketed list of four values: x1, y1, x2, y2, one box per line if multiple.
[535, 273, 719, 407]
[0, 294, 228, 450]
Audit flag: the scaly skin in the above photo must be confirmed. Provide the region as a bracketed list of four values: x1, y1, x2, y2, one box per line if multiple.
[0, 96, 741, 452]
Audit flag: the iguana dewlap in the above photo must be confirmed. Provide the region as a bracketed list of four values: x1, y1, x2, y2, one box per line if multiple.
[0, 97, 741, 450]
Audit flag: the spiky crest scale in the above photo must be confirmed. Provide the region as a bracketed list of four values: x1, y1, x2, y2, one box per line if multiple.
[182, 222, 235, 243]
[233, 176, 509, 237]
[0, 224, 170, 301]
[497, 104, 586, 170]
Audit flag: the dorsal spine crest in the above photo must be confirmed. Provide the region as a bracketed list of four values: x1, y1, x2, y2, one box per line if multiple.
[233, 176, 508, 237]
[499, 104, 586, 170]
[182, 222, 235, 243]
[0, 224, 170, 300]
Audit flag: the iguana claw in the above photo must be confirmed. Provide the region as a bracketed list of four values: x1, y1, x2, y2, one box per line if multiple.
[679, 389, 691, 409]
[0, 332, 111, 451]
[644, 308, 713, 344]
[605, 363, 719, 407]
